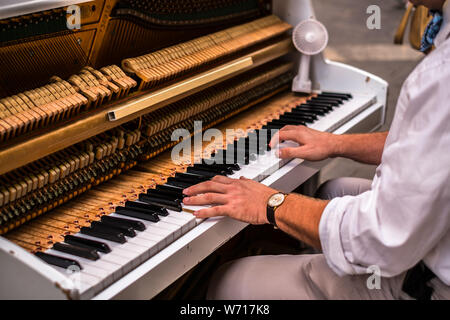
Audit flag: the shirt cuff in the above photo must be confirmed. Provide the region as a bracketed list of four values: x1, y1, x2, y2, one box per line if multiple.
[319, 196, 358, 276]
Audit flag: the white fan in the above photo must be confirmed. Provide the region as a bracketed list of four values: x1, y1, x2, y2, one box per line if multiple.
[291, 18, 329, 93]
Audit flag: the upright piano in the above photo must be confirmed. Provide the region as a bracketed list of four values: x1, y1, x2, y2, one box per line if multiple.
[0, 0, 387, 299]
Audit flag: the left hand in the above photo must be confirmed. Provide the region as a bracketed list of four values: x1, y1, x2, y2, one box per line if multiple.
[182, 175, 278, 224]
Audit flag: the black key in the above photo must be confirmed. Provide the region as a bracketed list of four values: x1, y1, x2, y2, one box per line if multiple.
[126, 200, 169, 216]
[115, 207, 159, 222]
[310, 97, 342, 105]
[291, 107, 326, 116]
[195, 162, 233, 175]
[139, 194, 182, 212]
[270, 119, 305, 126]
[96, 217, 138, 236]
[299, 103, 333, 111]
[53, 242, 100, 261]
[166, 178, 194, 189]
[175, 172, 209, 183]
[263, 123, 284, 130]
[187, 167, 222, 178]
[101, 215, 146, 231]
[80, 225, 127, 244]
[140, 192, 181, 205]
[320, 92, 352, 99]
[313, 94, 345, 101]
[91, 221, 136, 238]
[201, 158, 239, 170]
[286, 110, 319, 118]
[147, 188, 183, 201]
[118, 204, 161, 218]
[64, 234, 111, 253]
[35, 251, 82, 270]
[156, 184, 185, 196]
[312, 98, 343, 106]
[280, 114, 315, 123]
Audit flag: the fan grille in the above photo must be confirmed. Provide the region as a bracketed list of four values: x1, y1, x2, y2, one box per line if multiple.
[292, 19, 328, 55]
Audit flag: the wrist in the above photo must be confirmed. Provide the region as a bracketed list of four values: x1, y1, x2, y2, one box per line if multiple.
[330, 134, 345, 158]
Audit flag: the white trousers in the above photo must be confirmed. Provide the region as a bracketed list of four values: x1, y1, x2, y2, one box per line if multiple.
[207, 178, 450, 300]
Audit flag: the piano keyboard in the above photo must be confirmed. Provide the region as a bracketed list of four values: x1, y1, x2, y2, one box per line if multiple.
[23, 91, 376, 299]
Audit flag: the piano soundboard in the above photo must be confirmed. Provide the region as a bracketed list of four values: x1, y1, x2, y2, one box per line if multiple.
[0, 0, 387, 299]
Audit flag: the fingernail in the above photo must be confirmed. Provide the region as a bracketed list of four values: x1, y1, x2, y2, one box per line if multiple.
[183, 197, 190, 203]
[275, 149, 281, 158]
[183, 188, 190, 195]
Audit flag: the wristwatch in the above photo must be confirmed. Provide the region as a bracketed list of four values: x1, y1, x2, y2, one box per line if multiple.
[267, 192, 287, 227]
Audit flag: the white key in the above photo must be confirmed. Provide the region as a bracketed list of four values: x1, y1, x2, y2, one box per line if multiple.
[167, 209, 197, 233]
[152, 219, 183, 240]
[52, 265, 102, 298]
[74, 233, 139, 272]
[45, 248, 121, 287]
[128, 237, 159, 258]
[160, 214, 191, 234]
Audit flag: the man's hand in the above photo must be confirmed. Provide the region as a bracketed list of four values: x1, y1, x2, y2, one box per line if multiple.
[270, 125, 388, 165]
[269, 125, 339, 161]
[182, 175, 278, 224]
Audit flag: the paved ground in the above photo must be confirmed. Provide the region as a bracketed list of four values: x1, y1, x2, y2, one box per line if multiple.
[313, 0, 423, 183]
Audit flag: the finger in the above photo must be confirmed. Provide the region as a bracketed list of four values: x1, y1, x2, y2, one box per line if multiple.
[183, 180, 229, 196]
[276, 146, 308, 159]
[279, 125, 299, 132]
[211, 175, 234, 184]
[183, 193, 228, 206]
[269, 126, 303, 148]
[268, 125, 296, 148]
[193, 205, 230, 219]
[269, 130, 281, 148]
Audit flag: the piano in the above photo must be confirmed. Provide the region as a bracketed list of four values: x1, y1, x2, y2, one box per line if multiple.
[0, 0, 387, 299]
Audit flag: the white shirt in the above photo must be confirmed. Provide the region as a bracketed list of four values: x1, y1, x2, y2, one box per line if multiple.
[319, 1, 450, 285]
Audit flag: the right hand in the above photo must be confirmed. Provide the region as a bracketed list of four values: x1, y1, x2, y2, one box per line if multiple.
[269, 125, 340, 161]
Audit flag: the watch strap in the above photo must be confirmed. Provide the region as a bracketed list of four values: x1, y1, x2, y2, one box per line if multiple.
[267, 205, 277, 227]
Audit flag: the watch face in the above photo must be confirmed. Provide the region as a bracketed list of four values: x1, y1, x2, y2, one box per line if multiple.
[268, 193, 285, 207]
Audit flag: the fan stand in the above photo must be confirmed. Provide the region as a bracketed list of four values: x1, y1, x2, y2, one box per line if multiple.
[292, 54, 312, 93]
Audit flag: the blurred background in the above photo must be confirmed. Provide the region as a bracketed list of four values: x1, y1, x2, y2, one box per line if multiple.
[314, 0, 423, 183]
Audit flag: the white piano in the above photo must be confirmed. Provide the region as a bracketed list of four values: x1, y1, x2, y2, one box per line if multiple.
[0, 0, 387, 299]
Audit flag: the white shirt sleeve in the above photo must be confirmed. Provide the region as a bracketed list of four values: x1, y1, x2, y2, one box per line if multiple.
[319, 53, 450, 278]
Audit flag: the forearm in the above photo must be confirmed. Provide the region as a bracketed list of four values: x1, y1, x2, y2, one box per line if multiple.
[332, 131, 388, 165]
[275, 193, 329, 250]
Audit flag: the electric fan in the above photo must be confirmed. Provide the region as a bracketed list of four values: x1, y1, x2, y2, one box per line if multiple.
[291, 18, 329, 93]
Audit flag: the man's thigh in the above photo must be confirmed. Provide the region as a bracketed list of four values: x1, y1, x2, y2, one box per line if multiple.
[315, 177, 372, 200]
[207, 254, 406, 300]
